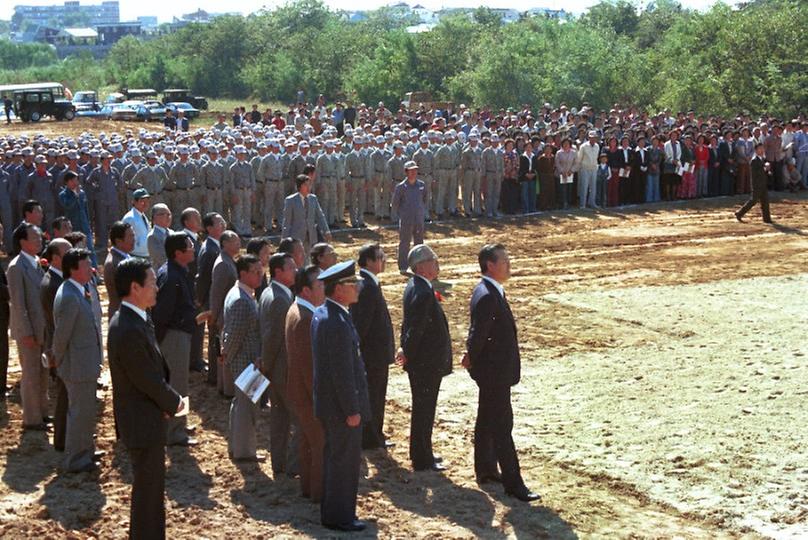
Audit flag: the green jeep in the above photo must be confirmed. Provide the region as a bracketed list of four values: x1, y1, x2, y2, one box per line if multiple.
[13, 89, 76, 122]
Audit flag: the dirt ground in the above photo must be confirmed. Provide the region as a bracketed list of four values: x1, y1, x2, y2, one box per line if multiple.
[2, 118, 808, 539]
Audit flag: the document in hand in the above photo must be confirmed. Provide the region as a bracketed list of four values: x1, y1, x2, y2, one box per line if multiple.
[235, 363, 270, 404]
[561, 173, 574, 184]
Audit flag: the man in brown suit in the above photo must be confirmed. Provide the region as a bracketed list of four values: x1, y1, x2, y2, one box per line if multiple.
[285, 265, 326, 501]
[103, 221, 134, 320]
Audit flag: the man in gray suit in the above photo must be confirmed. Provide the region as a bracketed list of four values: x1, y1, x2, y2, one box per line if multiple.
[223, 254, 264, 462]
[51, 248, 104, 472]
[195, 213, 226, 384]
[8, 223, 49, 429]
[147, 204, 172, 270]
[103, 221, 133, 321]
[259, 252, 299, 475]
[209, 230, 240, 397]
[282, 175, 332, 262]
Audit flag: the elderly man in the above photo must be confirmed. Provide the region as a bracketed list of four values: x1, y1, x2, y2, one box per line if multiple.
[391, 161, 427, 274]
[147, 204, 172, 269]
[397, 244, 452, 471]
[312, 260, 370, 531]
[122, 189, 152, 259]
[195, 212, 226, 384]
[309, 242, 337, 271]
[8, 223, 49, 430]
[210, 230, 240, 397]
[223, 254, 265, 462]
[103, 221, 134, 320]
[51, 248, 103, 473]
[577, 130, 600, 209]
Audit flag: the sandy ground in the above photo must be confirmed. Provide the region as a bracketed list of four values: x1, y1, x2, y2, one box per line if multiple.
[2, 118, 808, 538]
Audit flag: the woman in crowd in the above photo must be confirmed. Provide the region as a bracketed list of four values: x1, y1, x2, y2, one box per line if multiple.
[694, 134, 710, 198]
[646, 136, 663, 203]
[537, 143, 556, 210]
[554, 138, 577, 210]
[678, 134, 696, 199]
[519, 140, 538, 213]
[502, 138, 521, 214]
[605, 137, 623, 207]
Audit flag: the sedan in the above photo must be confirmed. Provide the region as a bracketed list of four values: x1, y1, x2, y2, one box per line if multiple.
[165, 102, 200, 119]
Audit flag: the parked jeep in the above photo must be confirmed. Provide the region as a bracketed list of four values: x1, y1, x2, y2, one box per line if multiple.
[13, 89, 76, 122]
[162, 89, 209, 111]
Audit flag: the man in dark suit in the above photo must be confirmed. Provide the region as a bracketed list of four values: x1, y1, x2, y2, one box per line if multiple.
[103, 221, 133, 321]
[397, 244, 452, 471]
[40, 238, 72, 450]
[108, 258, 185, 539]
[152, 232, 199, 447]
[52, 248, 104, 473]
[312, 260, 371, 532]
[718, 131, 736, 196]
[463, 244, 539, 502]
[259, 252, 299, 475]
[351, 243, 395, 450]
[180, 208, 205, 373]
[0, 225, 9, 401]
[735, 143, 772, 224]
[195, 212, 226, 383]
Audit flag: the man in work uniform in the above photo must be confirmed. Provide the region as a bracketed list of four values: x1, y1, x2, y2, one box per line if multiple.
[200, 146, 225, 216]
[167, 145, 197, 229]
[258, 140, 285, 231]
[448, 130, 463, 216]
[385, 142, 407, 222]
[316, 140, 339, 226]
[132, 151, 167, 208]
[228, 145, 255, 236]
[370, 136, 389, 220]
[460, 132, 484, 217]
[412, 135, 434, 218]
[433, 133, 452, 219]
[121, 148, 145, 210]
[87, 150, 121, 247]
[251, 142, 268, 229]
[25, 155, 56, 232]
[345, 138, 367, 228]
[333, 140, 347, 226]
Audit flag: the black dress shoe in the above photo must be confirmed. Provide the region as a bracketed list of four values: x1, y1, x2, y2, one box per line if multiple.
[170, 438, 199, 447]
[73, 462, 99, 474]
[433, 454, 443, 463]
[414, 463, 446, 472]
[42, 415, 54, 425]
[476, 472, 503, 484]
[383, 440, 395, 448]
[186, 424, 198, 433]
[23, 423, 48, 431]
[506, 489, 541, 502]
[324, 520, 367, 532]
[93, 450, 107, 461]
[189, 363, 207, 373]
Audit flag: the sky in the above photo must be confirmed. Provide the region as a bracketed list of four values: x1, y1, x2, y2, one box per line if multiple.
[4, 0, 735, 24]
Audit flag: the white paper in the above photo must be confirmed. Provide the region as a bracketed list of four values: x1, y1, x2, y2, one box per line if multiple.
[677, 164, 687, 176]
[235, 363, 270, 404]
[175, 396, 190, 417]
[619, 168, 630, 178]
[560, 173, 574, 184]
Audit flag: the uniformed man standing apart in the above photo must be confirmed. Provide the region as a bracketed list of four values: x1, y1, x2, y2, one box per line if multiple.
[350, 243, 395, 450]
[412, 136, 434, 217]
[107, 258, 185, 539]
[51, 248, 104, 473]
[152, 232, 199, 447]
[391, 161, 427, 274]
[228, 145, 255, 237]
[312, 260, 370, 532]
[397, 245, 452, 471]
[462, 244, 540, 502]
[223, 254, 265, 462]
[8, 223, 49, 430]
[735, 143, 773, 224]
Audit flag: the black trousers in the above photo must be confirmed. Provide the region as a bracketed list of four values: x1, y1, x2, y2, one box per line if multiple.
[0, 306, 8, 392]
[362, 361, 389, 449]
[189, 321, 204, 370]
[474, 382, 525, 493]
[736, 184, 771, 222]
[269, 383, 299, 475]
[129, 444, 166, 540]
[53, 374, 68, 451]
[321, 418, 362, 526]
[206, 328, 218, 385]
[407, 370, 442, 469]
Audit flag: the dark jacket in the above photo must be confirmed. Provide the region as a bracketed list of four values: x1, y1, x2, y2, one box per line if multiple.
[153, 259, 196, 341]
[518, 153, 539, 183]
[195, 237, 220, 310]
[39, 267, 63, 349]
[350, 269, 394, 366]
[400, 276, 452, 377]
[108, 305, 181, 449]
[466, 279, 520, 387]
[312, 300, 371, 423]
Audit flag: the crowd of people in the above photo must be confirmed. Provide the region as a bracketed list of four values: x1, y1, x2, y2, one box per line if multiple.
[0, 98, 805, 537]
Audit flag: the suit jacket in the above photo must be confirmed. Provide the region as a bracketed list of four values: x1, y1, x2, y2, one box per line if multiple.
[750, 155, 768, 191]
[103, 248, 128, 320]
[147, 226, 169, 270]
[259, 281, 293, 382]
[518, 154, 539, 182]
[0, 264, 9, 322]
[7, 252, 46, 344]
[222, 284, 261, 378]
[281, 192, 329, 245]
[350, 269, 394, 366]
[184, 231, 201, 280]
[122, 207, 150, 258]
[52, 280, 103, 383]
[209, 252, 237, 332]
[153, 260, 196, 342]
[311, 300, 371, 423]
[466, 279, 520, 387]
[400, 276, 452, 378]
[40, 267, 63, 349]
[195, 237, 220, 310]
[108, 305, 181, 449]
[285, 301, 315, 412]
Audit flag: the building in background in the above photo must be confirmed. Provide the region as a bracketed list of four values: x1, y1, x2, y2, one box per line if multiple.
[12, 1, 119, 31]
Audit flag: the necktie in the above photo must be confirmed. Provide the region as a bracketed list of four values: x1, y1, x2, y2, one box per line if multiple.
[141, 213, 149, 231]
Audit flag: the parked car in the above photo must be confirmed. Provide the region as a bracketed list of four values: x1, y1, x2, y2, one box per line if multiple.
[72, 90, 100, 112]
[76, 104, 113, 119]
[162, 88, 208, 110]
[105, 92, 125, 104]
[109, 102, 141, 121]
[165, 101, 200, 119]
[135, 100, 167, 122]
[12, 88, 76, 122]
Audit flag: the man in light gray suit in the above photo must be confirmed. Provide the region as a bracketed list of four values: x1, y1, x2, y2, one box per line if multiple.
[51, 249, 103, 473]
[282, 175, 332, 262]
[8, 223, 48, 430]
[259, 252, 299, 475]
[147, 204, 172, 270]
[223, 254, 264, 462]
[209, 230, 240, 397]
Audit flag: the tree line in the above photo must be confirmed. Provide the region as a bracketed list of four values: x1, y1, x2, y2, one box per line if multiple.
[0, 0, 805, 118]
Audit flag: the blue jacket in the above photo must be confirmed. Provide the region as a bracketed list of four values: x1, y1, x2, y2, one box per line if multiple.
[312, 300, 371, 423]
[58, 187, 93, 236]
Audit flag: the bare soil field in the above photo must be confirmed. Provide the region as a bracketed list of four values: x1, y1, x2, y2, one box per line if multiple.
[1, 120, 807, 538]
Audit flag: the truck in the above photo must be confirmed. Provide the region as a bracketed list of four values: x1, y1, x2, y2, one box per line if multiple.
[162, 89, 209, 111]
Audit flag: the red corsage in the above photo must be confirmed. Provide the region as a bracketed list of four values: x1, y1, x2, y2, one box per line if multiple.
[39, 258, 49, 269]
[434, 290, 443, 303]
